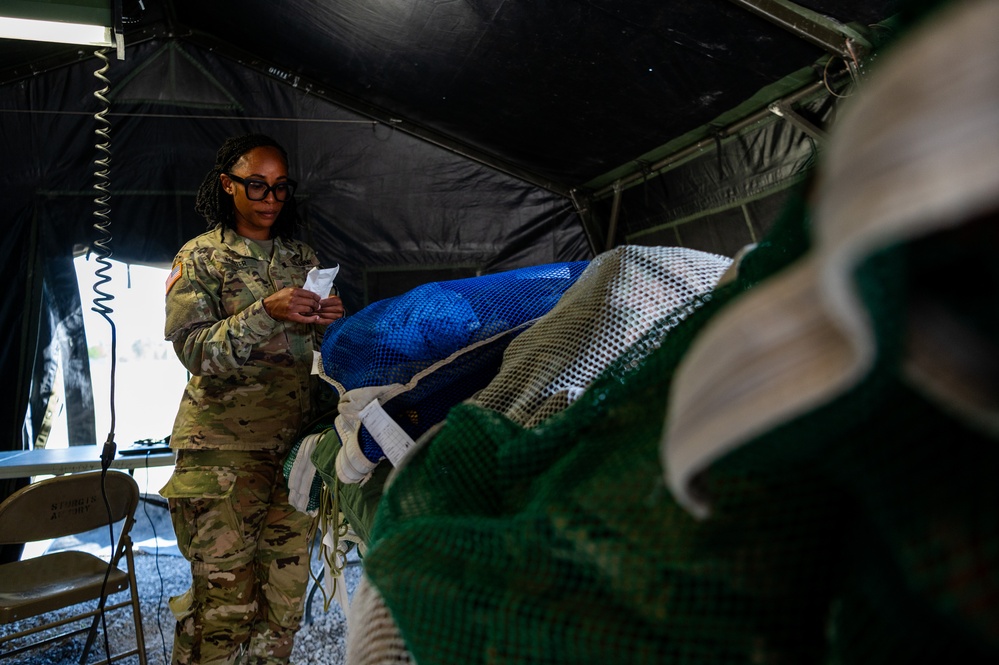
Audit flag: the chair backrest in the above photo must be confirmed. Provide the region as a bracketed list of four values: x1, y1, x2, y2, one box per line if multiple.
[0, 470, 139, 546]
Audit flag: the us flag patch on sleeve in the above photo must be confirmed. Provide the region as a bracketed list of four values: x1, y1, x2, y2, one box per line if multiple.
[165, 261, 182, 294]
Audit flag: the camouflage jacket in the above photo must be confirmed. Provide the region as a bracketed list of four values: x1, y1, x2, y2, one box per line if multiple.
[165, 227, 326, 452]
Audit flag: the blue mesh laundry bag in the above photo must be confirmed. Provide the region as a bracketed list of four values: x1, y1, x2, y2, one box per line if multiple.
[319, 261, 588, 483]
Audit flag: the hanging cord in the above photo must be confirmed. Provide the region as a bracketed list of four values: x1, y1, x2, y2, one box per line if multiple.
[96, 475, 118, 663]
[822, 56, 854, 99]
[91, 45, 121, 664]
[92, 47, 117, 470]
[822, 36, 868, 99]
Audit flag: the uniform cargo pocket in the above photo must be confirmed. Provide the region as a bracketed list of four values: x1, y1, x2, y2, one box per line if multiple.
[160, 466, 246, 563]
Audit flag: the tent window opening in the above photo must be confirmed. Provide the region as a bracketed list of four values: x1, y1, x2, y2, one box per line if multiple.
[43, 256, 188, 451]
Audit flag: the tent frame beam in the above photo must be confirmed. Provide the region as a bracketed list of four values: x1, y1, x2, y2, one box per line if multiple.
[727, 0, 872, 61]
[768, 98, 827, 142]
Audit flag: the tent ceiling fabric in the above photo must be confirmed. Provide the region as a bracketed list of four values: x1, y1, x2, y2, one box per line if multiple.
[170, 0, 899, 189]
[1, 0, 901, 191]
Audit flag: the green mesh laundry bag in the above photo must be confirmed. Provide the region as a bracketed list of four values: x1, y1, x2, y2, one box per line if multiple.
[360, 177, 999, 665]
[354, 2, 999, 662]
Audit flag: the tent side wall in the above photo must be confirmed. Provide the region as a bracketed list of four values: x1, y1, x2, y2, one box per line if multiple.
[585, 85, 835, 259]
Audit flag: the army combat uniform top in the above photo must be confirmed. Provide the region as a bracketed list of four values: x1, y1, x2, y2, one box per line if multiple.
[161, 226, 326, 665]
[165, 226, 323, 452]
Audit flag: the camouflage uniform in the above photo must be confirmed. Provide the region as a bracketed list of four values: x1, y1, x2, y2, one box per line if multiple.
[161, 227, 328, 665]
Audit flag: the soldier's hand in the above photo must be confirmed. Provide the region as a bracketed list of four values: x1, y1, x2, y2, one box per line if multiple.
[263, 287, 322, 323]
[314, 295, 346, 325]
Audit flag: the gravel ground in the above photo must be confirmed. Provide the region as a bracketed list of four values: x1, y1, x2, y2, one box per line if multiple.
[0, 493, 362, 665]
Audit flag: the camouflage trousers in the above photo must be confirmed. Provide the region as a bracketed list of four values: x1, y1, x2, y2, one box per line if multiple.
[160, 449, 315, 665]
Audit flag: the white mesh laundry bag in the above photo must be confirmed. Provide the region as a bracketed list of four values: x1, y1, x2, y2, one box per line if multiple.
[471, 244, 732, 427]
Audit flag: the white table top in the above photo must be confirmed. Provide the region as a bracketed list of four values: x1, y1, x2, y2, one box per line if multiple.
[0, 444, 175, 480]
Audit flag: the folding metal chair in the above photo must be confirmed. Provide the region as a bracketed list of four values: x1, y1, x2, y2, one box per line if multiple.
[0, 469, 147, 665]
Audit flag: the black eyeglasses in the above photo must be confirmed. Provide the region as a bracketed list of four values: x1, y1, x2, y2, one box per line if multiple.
[226, 173, 297, 202]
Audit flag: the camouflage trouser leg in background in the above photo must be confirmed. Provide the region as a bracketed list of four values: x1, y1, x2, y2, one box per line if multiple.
[160, 449, 314, 665]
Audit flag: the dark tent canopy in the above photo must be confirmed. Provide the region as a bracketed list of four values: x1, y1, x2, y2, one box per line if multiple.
[1, 0, 904, 453]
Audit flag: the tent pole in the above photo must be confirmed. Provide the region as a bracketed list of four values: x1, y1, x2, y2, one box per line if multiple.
[605, 183, 623, 251]
[14, 201, 45, 452]
[568, 189, 606, 257]
[726, 0, 872, 61]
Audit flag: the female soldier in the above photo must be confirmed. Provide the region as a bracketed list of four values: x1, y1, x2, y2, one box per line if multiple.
[161, 134, 343, 665]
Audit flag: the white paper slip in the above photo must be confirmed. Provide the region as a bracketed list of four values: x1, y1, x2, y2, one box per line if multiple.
[359, 398, 416, 466]
[303, 265, 340, 298]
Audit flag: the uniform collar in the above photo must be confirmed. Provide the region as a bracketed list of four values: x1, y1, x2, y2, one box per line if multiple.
[220, 226, 294, 260]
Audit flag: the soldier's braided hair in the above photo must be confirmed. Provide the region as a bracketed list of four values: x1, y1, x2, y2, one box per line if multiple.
[194, 133, 299, 239]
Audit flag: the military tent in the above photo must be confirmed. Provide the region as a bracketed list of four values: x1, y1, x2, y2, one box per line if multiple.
[1, 0, 905, 458]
